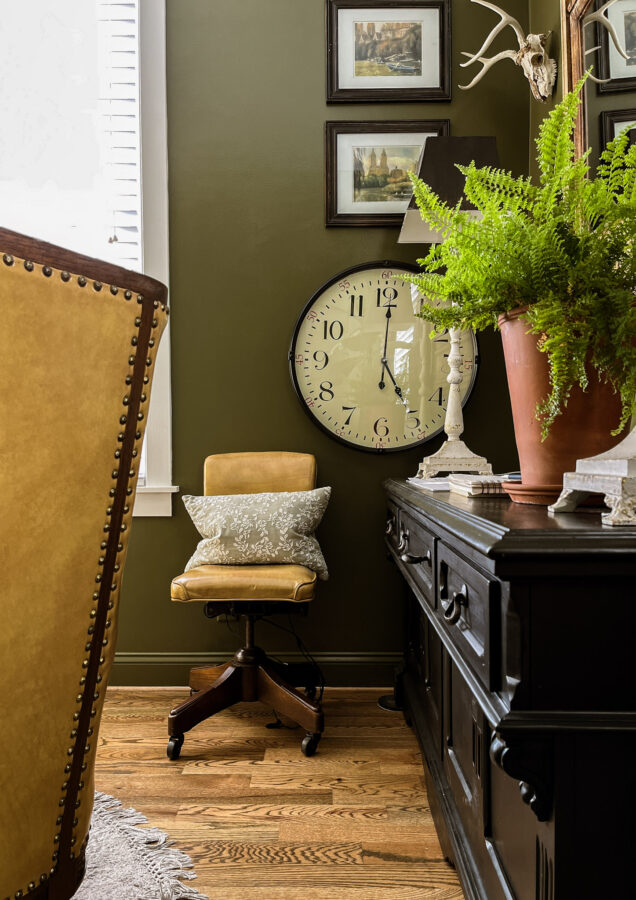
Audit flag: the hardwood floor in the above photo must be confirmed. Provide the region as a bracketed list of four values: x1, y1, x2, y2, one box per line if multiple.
[95, 687, 464, 899]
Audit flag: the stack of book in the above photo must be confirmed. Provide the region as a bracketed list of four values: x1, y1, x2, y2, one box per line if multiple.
[448, 474, 510, 497]
[407, 476, 449, 492]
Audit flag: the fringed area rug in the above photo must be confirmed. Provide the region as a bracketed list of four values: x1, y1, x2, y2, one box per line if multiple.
[73, 792, 208, 900]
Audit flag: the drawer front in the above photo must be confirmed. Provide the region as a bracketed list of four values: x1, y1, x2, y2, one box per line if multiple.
[437, 542, 497, 687]
[405, 591, 444, 763]
[423, 614, 444, 761]
[443, 655, 488, 849]
[397, 509, 436, 609]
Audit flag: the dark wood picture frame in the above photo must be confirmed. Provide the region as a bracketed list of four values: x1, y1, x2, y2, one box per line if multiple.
[595, 0, 636, 93]
[561, 0, 594, 157]
[600, 107, 636, 151]
[325, 119, 449, 227]
[326, 0, 451, 103]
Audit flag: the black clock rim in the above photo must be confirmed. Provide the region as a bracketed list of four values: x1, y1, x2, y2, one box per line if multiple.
[288, 259, 480, 454]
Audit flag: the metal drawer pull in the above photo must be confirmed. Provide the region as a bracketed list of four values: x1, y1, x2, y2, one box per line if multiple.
[385, 516, 395, 536]
[401, 548, 432, 566]
[397, 528, 432, 566]
[442, 584, 467, 625]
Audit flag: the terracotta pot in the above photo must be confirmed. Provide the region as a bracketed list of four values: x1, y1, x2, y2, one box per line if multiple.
[498, 306, 625, 505]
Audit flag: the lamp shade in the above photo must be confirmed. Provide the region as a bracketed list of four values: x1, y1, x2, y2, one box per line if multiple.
[399, 136, 499, 243]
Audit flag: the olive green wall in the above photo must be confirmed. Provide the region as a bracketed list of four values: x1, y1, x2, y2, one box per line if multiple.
[112, 0, 529, 686]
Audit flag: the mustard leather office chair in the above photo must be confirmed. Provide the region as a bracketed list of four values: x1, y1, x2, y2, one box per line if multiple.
[0, 227, 168, 900]
[168, 451, 324, 758]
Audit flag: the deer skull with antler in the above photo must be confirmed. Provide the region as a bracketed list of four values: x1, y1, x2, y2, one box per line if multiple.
[460, 0, 630, 102]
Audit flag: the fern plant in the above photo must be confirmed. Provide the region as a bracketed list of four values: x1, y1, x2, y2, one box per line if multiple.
[406, 78, 636, 437]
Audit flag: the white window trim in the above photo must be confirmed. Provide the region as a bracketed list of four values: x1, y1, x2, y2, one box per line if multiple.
[133, 0, 178, 516]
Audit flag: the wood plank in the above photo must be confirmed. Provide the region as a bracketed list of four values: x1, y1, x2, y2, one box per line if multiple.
[182, 758, 402, 775]
[249, 773, 426, 797]
[277, 819, 437, 844]
[174, 803, 389, 822]
[167, 840, 365, 866]
[171, 861, 463, 896]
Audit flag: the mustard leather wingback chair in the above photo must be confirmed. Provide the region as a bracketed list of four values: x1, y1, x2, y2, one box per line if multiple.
[0, 228, 168, 900]
[168, 452, 324, 759]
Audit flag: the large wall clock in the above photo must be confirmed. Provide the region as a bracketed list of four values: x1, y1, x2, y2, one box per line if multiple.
[289, 260, 478, 453]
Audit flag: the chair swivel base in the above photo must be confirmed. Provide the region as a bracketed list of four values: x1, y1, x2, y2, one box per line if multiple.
[167, 643, 324, 759]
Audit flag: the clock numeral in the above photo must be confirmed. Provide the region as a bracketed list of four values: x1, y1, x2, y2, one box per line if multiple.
[381, 270, 393, 279]
[374, 417, 389, 438]
[341, 406, 356, 425]
[338, 279, 350, 290]
[313, 350, 329, 370]
[406, 409, 420, 429]
[377, 286, 398, 308]
[433, 329, 449, 343]
[375, 442, 386, 451]
[323, 320, 343, 340]
[305, 397, 315, 407]
[306, 310, 317, 321]
[294, 353, 304, 366]
[417, 431, 427, 440]
[429, 387, 444, 406]
[319, 381, 334, 401]
[464, 360, 474, 370]
[349, 295, 364, 317]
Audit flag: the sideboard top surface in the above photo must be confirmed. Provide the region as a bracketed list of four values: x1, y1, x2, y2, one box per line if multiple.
[385, 478, 636, 561]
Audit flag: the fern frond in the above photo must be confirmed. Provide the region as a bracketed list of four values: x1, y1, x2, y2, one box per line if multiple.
[404, 79, 636, 437]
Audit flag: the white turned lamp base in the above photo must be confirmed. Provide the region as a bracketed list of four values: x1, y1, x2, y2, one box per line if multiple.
[416, 327, 493, 480]
[548, 428, 636, 525]
[417, 439, 493, 479]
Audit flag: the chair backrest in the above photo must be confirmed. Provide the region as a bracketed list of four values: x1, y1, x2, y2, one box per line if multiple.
[0, 228, 168, 900]
[204, 451, 316, 496]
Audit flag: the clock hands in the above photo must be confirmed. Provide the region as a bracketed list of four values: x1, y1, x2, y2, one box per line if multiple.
[378, 302, 406, 404]
[381, 359, 408, 406]
[378, 304, 392, 390]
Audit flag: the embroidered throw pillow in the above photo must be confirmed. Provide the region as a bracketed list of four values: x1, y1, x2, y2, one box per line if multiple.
[182, 486, 331, 580]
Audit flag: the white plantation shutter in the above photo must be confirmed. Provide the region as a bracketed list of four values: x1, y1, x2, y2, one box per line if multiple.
[0, 1, 142, 270]
[0, 0, 174, 509]
[98, 1, 142, 270]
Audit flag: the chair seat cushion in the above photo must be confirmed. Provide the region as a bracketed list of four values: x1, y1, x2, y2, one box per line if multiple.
[171, 564, 317, 603]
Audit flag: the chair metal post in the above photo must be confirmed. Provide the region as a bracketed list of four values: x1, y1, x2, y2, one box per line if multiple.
[245, 615, 255, 650]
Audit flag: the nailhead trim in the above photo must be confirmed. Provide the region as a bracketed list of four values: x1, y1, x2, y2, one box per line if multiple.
[1, 251, 166, 896]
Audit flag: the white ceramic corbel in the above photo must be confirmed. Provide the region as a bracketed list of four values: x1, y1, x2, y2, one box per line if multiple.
[549, 427, 636, 525]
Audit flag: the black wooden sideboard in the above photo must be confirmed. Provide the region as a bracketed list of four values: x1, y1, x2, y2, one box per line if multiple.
[384, 479, 636, 900]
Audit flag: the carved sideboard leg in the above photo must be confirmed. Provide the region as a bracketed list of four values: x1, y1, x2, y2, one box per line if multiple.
[490, 732, 553, 822]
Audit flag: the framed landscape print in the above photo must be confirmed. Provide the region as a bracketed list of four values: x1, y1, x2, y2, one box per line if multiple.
[326, 0, 451, 102]
[325, 119, 449, 226]
[596, 0, 636, 92]
[600, 108, 636, 151]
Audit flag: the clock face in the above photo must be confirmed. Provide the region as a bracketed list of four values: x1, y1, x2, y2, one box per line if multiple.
[289, 261, 478, 453]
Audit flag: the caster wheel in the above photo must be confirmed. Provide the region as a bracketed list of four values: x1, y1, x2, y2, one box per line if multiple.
[166, 733, 184, 760]
[304, 684, 317, 701]
[301, 732, 321, 757]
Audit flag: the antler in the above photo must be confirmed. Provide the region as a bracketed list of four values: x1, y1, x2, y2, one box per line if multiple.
[583, 0, 630, 83]
[459, 49, 518, 90]
[460, 0, 526, 70]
